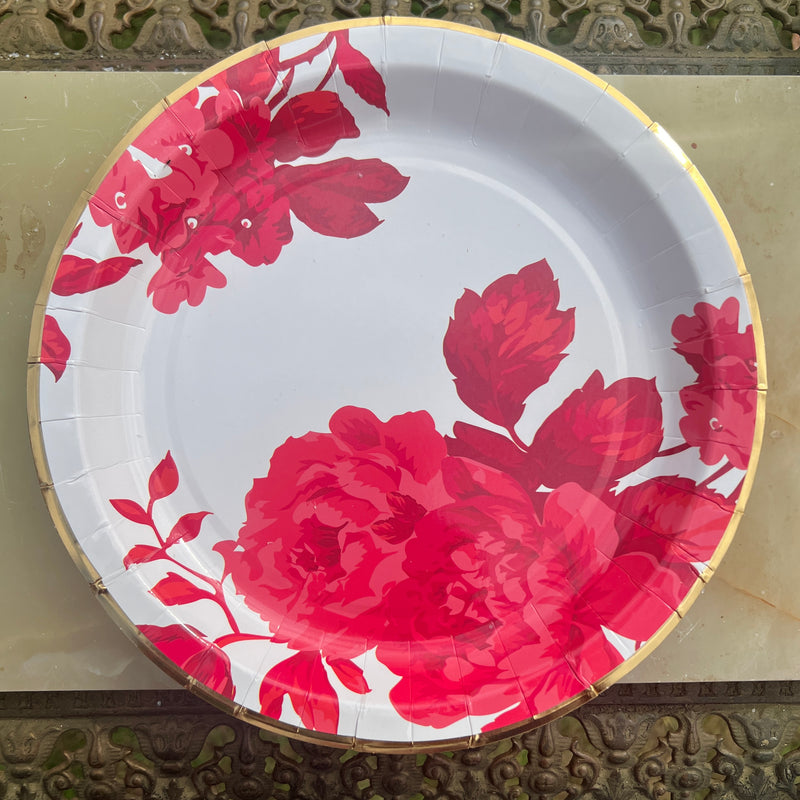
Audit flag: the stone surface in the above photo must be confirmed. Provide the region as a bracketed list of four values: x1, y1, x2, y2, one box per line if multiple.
[0, 72, 797, 690]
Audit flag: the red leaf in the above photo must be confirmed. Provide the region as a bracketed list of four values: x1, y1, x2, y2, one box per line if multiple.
[529, 370, 664, 492]
[151, 572, 215, 606]
[139, 624, 235, 700]
[326, 657, 370, 694]
[123, 543, 164, 568]
[165, 511, 211, 547]
[271, 91, 359, 162]
[334, 31, 389, 115]
[109, 498, 151, 526]
[149, 452, 179, 503]
[445, 420, 539, 494]
[275, 158, 409, 239]
[52, 254, 143, 296]
[259, 651, 339, 733]
[41, 314, 71, 382]
[443, 259, 576, 431]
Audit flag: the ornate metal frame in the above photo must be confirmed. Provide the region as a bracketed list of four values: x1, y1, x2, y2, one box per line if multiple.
[2, 682, 800, 799]
[0, 0, 798, 72]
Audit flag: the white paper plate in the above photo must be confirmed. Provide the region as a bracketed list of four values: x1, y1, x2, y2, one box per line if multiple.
[29, 19, 765, 752]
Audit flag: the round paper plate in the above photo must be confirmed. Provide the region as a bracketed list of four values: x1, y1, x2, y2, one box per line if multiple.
[29, 19, 765, 752]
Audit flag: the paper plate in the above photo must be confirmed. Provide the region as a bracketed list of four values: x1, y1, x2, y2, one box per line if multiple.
[29, 19, 765, 752]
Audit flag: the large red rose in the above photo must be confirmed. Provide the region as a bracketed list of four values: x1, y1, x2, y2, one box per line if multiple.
[379, 482, 673, 730]
[381, 456, 543, 646]
[528, 370, 663, 492]
[215, 406, 455, 659]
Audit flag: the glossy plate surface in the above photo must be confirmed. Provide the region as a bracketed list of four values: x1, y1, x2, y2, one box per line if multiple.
[29, 19, 765, 751]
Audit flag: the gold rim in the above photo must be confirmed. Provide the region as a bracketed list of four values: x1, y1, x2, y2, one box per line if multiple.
[27, 16, 766, 754]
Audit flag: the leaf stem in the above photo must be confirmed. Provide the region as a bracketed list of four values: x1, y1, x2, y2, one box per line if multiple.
[161, 552, 242, 635]
[145, 508, 166, 548]
[268, 66, 294, 111]
[698, 462, 734, 490]
[506, 426, 530, 453]
[215, 631, 272, 648]
[314, 54, 338, 92]
[273, 33, 334, 71]
[656, 443, 691, 458]
[140, 501, 241, 635]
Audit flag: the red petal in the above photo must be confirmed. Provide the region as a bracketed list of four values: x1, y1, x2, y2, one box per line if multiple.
[326, 657, 370, 694]
[151, 572, 215, 606]
[52, 254, 142, 296]
[303, 653, 340, 733]
[259, 651, 339, 733]
[184, 645, 236, 700]
[443, 260, 576, 431]
[149, 451, 179, 502]
[334, 32, 389, 115]
[271, 91, 359, 162]
[147, 253, 227, 314]
[275, 158, 409, 239]
[109, 498, 151, 526]
[139, 623, 205, 663]
[41, 314, 71, 382]
[123, 543, 164, 568]
[138, 624, 235, 700]
[165, 510, 211, 547]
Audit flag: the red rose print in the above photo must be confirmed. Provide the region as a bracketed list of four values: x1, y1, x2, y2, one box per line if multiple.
[529, 370, 663, 492]
[81, 36, 409, 317]
[385, 456, 541, 642]
[678, 383, 756, 470]
[210, 185, 293, 268]
[530, 483, 674, 647]
[147, 252, 228, 314]
[139, 624, 235, 700]
[672, 296, 757, 389]
[214, 406, 454, 658]
[41, 314, 71, 382]
[443, 259, 575, 439]
[379, 481, 671, 729]
[606, 475, 733, 606]
[672, 298, 758, 471]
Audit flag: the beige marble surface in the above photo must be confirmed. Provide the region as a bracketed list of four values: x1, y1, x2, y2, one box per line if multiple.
[1, 71, 797, 690]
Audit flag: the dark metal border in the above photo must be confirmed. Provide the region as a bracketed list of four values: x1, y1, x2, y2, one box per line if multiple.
[1, 0, 799, 73]
[3, 683, 800, 799]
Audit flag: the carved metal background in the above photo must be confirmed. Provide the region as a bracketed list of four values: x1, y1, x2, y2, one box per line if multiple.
[3, 683, 800, 799]
[0, 0, 798, 72]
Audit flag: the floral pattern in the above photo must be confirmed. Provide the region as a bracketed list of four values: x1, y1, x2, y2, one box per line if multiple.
[39, 29, 761, 743]
[104, 255, 757, 737]
[42, 31, 408, 377]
